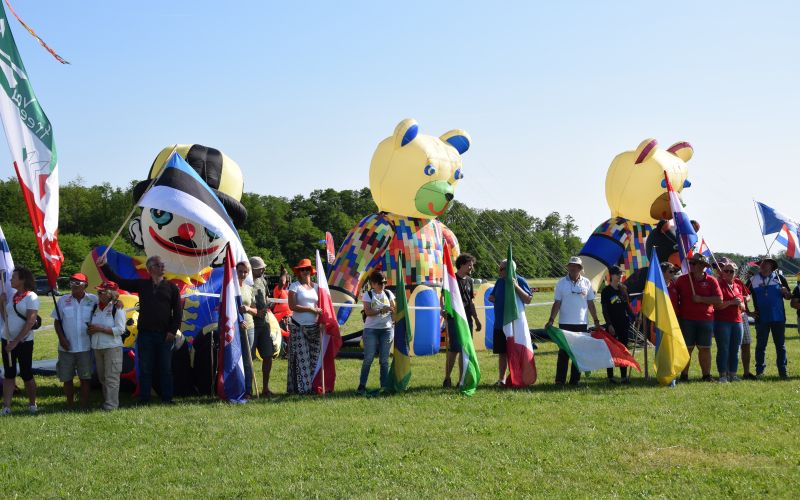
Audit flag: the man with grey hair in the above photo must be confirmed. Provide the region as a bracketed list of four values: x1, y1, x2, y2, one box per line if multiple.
[96, 253, 182, 404]
[546, 256, 600, 386]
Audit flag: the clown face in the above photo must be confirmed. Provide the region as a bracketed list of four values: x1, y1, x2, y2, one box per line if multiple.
[129, 207, 226, 273]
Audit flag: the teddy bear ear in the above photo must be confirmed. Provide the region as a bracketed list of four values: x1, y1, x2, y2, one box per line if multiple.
[393, 118, 419, 149]
[440, 129, 471, 155]
[666, 141, 694, 162]
[634, 138, 658, 164]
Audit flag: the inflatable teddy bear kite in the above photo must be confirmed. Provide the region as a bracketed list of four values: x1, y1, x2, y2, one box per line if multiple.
[328, 118, 470, 355]
[578, 138, 693, 293]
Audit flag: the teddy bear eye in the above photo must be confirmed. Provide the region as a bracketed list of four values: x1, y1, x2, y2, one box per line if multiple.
[424, 164, 437, 176]
[454, 169, 464, 180]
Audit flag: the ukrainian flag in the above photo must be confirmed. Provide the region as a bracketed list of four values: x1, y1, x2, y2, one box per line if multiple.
[642, 248, 690, 386]
[388, 251, 412, 392]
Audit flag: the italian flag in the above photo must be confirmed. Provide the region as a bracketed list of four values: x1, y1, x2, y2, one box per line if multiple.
[0, 5, 63, 288]
[546, 325, 641, 373]
[503, 243, 536, 387]
[442, 241, 480, 395]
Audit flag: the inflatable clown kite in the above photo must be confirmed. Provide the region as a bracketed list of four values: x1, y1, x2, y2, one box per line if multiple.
[81, 144, 248, 394]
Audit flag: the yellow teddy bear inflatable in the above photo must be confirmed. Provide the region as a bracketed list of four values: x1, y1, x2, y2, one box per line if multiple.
[328, 118, 469, 359]
[578, 138, 693, 292]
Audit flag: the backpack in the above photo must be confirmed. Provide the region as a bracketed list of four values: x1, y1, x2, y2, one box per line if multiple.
[360, 290, 374, 323]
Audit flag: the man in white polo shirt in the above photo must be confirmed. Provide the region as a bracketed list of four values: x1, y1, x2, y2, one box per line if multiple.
[52, 272, 97, 409]
[546, 256, 600, 386]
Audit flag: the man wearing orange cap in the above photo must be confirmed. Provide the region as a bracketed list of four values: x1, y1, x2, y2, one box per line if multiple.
[51, 272, 97, 408]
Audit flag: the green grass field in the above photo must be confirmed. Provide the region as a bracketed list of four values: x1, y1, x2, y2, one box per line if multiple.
[3, 279, 800, 497]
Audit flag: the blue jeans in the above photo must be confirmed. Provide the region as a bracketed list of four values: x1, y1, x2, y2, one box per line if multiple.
[714, 321, 743, 375]
[755, 321, 787, 376]
[359, 327, 393, 388]
[240, 327, 254, 395]
[137, 331, 174, 403]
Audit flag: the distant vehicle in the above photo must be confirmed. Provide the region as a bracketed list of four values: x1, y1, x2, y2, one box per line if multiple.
[34, 276, 69, 296]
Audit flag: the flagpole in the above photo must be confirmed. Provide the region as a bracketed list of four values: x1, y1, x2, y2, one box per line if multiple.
[753, 200, 772, 255]
[241, 327, 259, 399]
[100, 145, 178, 260]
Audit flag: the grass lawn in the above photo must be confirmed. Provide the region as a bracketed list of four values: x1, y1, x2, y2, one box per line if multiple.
[3, 279, 799, 497]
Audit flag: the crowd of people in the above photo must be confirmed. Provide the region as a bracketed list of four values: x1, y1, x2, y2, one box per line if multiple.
[0, 247, 797, 414]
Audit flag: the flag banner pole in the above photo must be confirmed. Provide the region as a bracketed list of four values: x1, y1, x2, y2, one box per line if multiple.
[100, 145, 178, 260]
[241, 328, 259, 399]
[753, 199, 772, 254]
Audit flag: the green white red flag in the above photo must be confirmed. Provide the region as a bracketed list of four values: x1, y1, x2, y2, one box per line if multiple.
[442, 240, 480, 395]
[502, 243, 536, 387]
[0, 4, 62, 287]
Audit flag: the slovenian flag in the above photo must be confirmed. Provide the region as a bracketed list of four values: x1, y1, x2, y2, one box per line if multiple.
[136, 152, 250, 281]
[643, 247, 690, 386]
[503, 243, 537, 387]
[442, 241, 480, 395]
[216, 244, 246, 403]
[388, 251, 412, 392]
[665, 172, 698, 274]
[312, 250, 342, 394]
[546, 326, 640, 373]
[776, 223, 798, 258]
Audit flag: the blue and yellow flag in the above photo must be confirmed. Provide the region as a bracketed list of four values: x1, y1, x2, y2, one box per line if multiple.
[642, 248, 689, 385]
[388, 251, 412, 392]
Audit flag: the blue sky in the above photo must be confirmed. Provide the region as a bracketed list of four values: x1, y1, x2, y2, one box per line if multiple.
[1, 1, 798, 255]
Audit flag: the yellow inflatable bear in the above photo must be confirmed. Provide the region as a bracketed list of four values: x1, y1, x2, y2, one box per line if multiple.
[328, 118, 469, 356]
[579, 138, 692, 292]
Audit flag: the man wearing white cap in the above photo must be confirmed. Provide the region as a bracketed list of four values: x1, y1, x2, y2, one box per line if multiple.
[546, 256, 600, 386]
[249, 256, 274, 397]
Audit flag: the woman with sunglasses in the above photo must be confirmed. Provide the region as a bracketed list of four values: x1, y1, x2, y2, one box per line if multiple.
[287, 258, 322, 394]
[87, 281, 126, 410]
[357, 271, 396, 394]
[713, 262, 748, 382]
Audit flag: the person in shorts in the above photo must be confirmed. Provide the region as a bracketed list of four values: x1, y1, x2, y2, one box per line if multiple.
[674, 254, 722, 382]
[443, 253, 482, 388]
[52, 272, 97, 409]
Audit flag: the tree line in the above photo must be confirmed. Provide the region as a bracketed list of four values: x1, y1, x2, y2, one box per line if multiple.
[0, 177, 583, 280]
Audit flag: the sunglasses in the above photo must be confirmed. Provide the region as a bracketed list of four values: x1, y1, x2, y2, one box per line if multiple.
[299, 268, 312, 273]
[69, 280, 86, 287]
[376, 281, 387, 285]
[722, 269, 736, 274]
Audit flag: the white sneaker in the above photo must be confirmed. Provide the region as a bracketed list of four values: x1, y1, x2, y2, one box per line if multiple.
[718, 376, 729, 383]
[0, 407, 10, 416]
[28, 404, 38, 414]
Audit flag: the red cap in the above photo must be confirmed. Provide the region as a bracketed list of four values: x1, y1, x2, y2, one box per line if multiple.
[96, 281, 119, 292]
[70, 273, 89, 283]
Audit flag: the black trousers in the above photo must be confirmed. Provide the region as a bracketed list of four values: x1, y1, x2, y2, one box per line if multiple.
[606, 320, 631, 379]
[556, 323, 586, 385]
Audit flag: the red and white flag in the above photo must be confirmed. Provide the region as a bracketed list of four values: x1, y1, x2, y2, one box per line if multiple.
[0, 5, 63, 287]
[312, 250, 342, 394]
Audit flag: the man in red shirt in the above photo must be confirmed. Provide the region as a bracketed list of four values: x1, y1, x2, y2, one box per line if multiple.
[674, 254, 722, 381]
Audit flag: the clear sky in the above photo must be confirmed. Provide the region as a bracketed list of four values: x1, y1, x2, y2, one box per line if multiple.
[1, 0, 797, 256]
